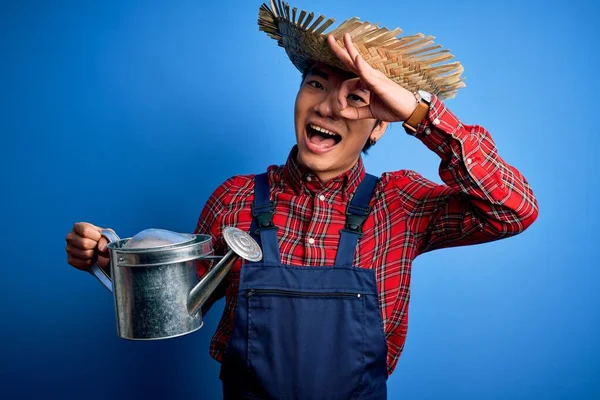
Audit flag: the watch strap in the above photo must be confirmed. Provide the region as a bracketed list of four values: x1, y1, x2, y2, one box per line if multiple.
[402, 93, 430, 134]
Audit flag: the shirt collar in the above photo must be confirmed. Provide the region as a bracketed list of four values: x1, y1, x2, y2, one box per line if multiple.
[282, 146, 365, 200]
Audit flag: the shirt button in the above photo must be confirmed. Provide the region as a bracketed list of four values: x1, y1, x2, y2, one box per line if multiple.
[306, 176, 312, 182]
[467, 158, 472, 165]
[308, 238, 315, 245]
[424, 128, 432, 135]
[433, 118, 440, 125]
[319, 195, 325, 201]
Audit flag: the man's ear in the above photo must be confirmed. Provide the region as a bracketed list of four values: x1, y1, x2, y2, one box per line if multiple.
[371, 121, 390, 142]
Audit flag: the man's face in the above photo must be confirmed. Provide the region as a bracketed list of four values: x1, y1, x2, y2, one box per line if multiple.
[294, 63, 387, 181]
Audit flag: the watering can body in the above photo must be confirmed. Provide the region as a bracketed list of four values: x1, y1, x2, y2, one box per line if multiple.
[89, 227, 261, 340]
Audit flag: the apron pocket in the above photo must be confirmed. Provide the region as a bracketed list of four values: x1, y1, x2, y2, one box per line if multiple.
[246, 288, 367, 400]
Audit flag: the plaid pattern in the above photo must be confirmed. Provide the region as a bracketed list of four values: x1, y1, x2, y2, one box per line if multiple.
[194, 95, 539, 375]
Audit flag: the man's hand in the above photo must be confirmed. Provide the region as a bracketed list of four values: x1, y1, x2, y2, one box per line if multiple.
[66, 222, 110, 271]
[327, 33, 419, 122]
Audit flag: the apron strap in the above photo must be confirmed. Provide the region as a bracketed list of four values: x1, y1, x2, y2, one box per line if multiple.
[334, 173, 379, 268]
[250, 172, 281, 264]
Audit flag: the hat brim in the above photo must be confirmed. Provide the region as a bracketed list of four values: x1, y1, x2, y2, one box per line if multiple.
[259, 1, 466, 100]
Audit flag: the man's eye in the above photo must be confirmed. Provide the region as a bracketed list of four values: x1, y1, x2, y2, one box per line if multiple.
[308, 80, 324, 89]
[348, 93, 365, 103]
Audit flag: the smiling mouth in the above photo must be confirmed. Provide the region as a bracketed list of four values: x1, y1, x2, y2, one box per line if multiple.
[306, 124, 342, 149]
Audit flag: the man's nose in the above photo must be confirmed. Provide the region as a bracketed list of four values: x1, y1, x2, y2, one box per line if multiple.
[314, 90, 341, 119]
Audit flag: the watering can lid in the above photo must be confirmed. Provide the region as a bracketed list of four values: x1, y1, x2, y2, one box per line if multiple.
[122, 228, 195, 250]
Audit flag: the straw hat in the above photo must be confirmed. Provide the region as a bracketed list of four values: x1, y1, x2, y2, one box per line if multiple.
[258, 1, 466, 100]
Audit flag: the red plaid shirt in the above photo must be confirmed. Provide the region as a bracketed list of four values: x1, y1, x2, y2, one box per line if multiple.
[194, 95, 539, 375]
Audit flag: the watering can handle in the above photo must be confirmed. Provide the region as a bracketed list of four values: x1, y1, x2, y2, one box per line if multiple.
[88, 228, 120, 293]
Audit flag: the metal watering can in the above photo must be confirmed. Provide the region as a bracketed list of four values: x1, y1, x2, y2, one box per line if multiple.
[88, 226, 261, 340]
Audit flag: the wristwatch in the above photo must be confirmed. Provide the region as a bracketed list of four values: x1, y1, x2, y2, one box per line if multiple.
[402, 90, 432, 134]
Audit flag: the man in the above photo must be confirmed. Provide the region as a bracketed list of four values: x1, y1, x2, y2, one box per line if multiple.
[65, 2, 538, 399]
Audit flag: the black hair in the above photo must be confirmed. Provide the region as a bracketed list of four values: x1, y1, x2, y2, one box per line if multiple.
[300, 65, 380, 154]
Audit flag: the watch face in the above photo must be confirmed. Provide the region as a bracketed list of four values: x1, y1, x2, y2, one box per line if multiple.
[418, 90, 432, 103]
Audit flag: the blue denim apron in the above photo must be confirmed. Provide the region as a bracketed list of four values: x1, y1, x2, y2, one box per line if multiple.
[220, 173, 388, 400]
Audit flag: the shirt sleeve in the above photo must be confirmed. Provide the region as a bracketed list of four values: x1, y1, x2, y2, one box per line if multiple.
[193, 178, 233, 315]
[402, 94, 539, 254]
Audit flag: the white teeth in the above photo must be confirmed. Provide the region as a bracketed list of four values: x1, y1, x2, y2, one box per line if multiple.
[309, 124, 338, 137]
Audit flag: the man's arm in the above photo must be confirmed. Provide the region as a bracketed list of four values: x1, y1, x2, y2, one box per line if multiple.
[323, 34, 538, 253]
[400, 95, 539, 254]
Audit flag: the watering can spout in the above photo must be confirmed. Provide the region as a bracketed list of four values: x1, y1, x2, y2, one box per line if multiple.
[187, 250, 238, 316]
[188, 227, 262, 316]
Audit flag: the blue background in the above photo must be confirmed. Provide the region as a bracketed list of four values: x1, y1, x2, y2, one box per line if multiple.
[1, 0, 598, 398]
